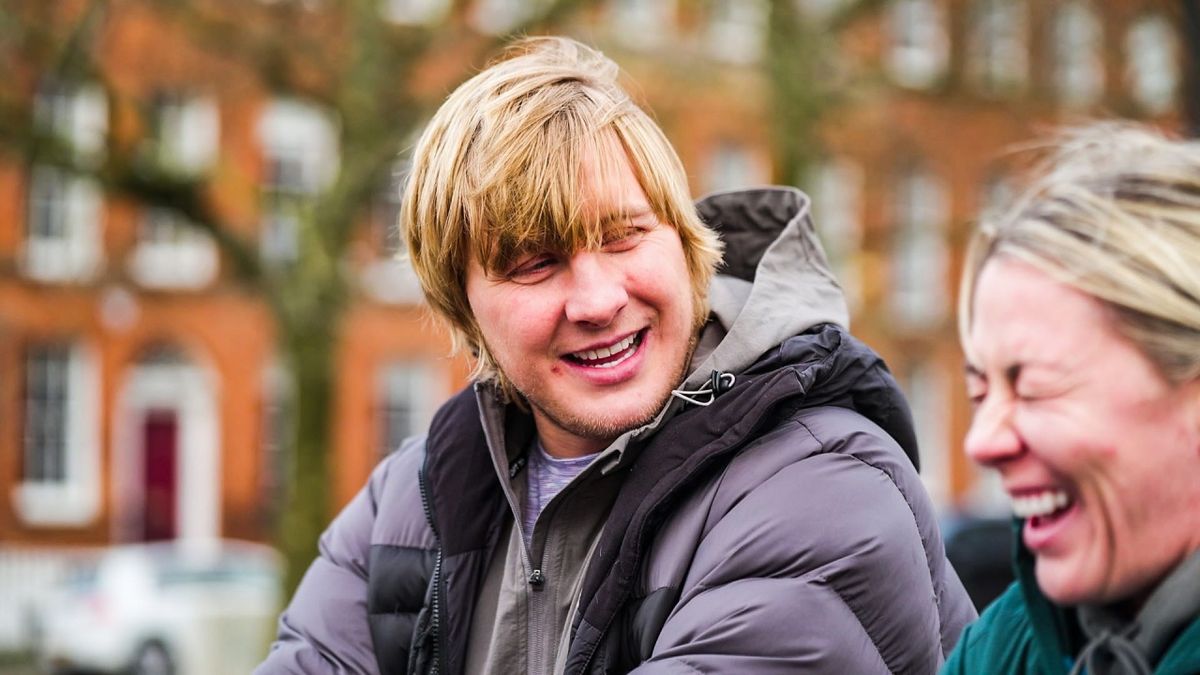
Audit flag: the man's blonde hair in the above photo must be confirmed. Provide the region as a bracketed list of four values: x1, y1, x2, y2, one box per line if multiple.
[960, 123, 1200, 384]
[402, 37, 723, 387]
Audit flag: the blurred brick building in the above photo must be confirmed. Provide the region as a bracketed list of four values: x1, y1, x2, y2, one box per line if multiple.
[0, 0, 1191, 557]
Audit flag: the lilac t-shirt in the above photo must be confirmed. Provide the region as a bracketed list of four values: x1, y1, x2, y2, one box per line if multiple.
[522, 443, 599, 549]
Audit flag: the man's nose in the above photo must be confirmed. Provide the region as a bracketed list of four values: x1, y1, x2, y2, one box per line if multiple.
[963, 396, 1022, 467]
[563, 252, 628, 327]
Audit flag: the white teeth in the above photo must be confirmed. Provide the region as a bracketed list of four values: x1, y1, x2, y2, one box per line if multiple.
[1011, 490, 1072, 519]
[571, 334, 638, 366]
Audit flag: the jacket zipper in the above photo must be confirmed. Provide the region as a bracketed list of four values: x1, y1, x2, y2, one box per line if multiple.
[509, 483, 549, 674]
[516, 463, 603, 675]
[418, 462, 442, 675]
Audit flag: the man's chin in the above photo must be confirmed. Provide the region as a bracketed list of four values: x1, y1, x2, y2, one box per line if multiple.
[530, 396, 670, 447]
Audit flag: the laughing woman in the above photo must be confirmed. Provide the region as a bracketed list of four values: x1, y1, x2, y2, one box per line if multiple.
[944, 124, 1200, 675]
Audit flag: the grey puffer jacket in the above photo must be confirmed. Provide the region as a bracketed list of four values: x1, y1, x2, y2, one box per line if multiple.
[259, 188, 976, 674]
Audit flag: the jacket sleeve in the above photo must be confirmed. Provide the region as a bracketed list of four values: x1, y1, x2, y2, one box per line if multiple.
[255, 437, 427, 675]
[633, 428, 964, 674]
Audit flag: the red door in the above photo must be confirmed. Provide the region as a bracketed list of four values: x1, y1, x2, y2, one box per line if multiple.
[141, 409, 178, 541]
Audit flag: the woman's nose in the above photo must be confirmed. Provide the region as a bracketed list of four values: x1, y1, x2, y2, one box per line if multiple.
[964, 396, 1022, 467]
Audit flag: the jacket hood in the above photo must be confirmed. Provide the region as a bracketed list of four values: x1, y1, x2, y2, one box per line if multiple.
[684, 187, 850, 391]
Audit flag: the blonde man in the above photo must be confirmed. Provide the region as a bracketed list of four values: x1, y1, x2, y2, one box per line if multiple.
[258, 37, 972, 675]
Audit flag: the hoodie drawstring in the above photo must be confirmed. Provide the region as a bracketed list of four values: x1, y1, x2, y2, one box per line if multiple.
[671, 370, 736, 407]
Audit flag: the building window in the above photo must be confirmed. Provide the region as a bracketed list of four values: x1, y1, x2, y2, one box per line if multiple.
[795, 0, 851, 21]
[33, 80, 107, 164]
[890, 164, 948, 325]
[24, 345, 70, 484]
[706, 0, 767, 65]
[703, 140, 768, 194]
[128, 207, 218, 290]
[257, 99, 339, 263]
[1051, 1, 1103, 107]
[980, 171, 1015, 223]
[470, 0, 544, 35]
[887, 0, 948, 89]
[149, 91, 219, 176]
[1125, 14, 1178, 115]
[24, 81, 107, 283]
[361, 159, 425, 305]
[609, 0, 675, 50]
[901, 359, 950, 508]
[24, 165, 103, 283]
[381, 0, 449, 24]
[16, 342, 100, 526]
[377, 362, 438, 457]
[259, 361, 293, 530]
[968, 0, 1027, 94]
[807, 157, 864, 311]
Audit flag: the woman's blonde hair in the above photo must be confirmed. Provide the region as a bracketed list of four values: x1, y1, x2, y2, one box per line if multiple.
[960, 122, 1200, 384]
[401, 36, 723, 388]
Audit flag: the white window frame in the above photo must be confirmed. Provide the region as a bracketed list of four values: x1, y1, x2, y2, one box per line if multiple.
[376, 362, 441, 456]
[23, 165, 104, 283]
[24, 82, 107, 283]
[890, 165, 949, 325]
[706, 0, 768, 65]
[33, 81, 107, 164]
[903, 359, 950, 508]
[1052, 1, 1103, 107]
[704, 140, 769, 194]
[609, 0, 676, 50]
[14, 341, 101, 527]
[887, 0, 949, 89]
[469, 0, 546, 35]
[1125, 14, 1179, 115]
[808, 157, 864, 312]
[381, 0, 449, 24]
[154, 92, 220, 176]
[257, 99, 339, 262]
[980, 171, 1015, 223]
[968, 0, 1028, 94]
[128, 207, 218, 290]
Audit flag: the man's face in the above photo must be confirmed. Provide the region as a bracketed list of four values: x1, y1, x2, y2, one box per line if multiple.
[464, 145, 697, 458]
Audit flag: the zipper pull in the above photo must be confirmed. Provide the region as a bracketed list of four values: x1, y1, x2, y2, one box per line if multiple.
[528, 569, 546, 589]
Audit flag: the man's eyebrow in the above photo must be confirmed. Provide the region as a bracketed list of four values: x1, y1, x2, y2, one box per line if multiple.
[964, 364, 984, 378]
[596, 205, 653, 227]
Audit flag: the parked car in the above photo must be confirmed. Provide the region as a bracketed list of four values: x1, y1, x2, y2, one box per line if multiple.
[30, 540, 282, 675]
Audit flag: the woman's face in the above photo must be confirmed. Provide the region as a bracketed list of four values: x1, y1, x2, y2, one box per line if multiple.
[964, 258, 1200, 606]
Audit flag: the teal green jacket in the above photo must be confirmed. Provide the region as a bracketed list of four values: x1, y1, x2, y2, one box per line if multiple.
[943, 523, 1200, 674]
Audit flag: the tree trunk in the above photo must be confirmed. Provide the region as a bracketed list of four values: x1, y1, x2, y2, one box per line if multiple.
[278, 311, 339, 596]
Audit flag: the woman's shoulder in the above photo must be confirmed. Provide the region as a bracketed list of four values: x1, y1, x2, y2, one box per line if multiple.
[943, 582, 1048, 674]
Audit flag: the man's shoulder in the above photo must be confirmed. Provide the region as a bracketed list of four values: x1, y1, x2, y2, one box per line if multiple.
[731, 403, 915, 491]
[697, 403, 938, 577]
[366, 434, 426, 497]
[363, 434, 435, 547]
